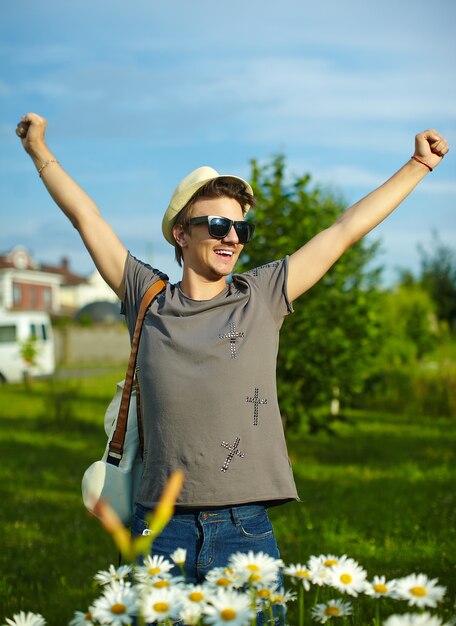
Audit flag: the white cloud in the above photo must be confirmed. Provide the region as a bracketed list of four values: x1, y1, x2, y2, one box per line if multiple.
[304, 164, 456, 195]
[12, 50, 452, 152]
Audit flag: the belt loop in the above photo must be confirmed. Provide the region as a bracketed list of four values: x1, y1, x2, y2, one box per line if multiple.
[230, 506, 241, 527]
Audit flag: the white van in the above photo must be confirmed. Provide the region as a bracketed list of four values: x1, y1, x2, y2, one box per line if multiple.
[0, 310, 55, 383]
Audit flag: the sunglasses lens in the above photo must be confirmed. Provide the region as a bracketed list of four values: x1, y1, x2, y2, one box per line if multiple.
[234, 222, 254, 243]
[208, 217, 231, 239]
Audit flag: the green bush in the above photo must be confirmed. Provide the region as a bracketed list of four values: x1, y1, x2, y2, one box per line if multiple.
[358, 363, 456, 418]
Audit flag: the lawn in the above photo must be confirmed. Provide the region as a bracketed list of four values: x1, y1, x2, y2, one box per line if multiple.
[0, 369, 454, 624]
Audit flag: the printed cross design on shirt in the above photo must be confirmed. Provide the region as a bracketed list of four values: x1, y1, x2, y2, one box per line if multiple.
[246, 388, 268, 425]
[220, 437, 245, 472]
[219, 322, 245, 359]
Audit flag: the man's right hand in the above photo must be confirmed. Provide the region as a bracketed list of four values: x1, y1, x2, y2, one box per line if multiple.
[16, 112, 48, 157]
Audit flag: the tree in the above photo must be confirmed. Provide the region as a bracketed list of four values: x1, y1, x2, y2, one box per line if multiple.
[377, 285, 438, 364]
[398, 232, 456, 332]
[418, 233, 456, 331]
[237, 155, 384, 431]
[19, 335, 40, 387]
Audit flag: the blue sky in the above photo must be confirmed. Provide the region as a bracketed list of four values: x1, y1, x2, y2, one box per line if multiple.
[1, 0, 455, 285]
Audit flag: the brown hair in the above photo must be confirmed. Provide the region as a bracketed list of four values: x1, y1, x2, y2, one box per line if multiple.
[172, 176, 255, 266]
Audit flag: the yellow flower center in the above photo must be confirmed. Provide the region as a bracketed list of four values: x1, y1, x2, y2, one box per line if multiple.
[257, 589, 271, 599]
[324, 559, 338, 567]
[221, 608, 237, 621]
[296, 569, 310, 578]
[340, 573, 353, 584]
[325, 606, 341, 617]
[153, 601, 170, 613]
[148, 567, 161, 575]
[410, 586, 427, 597]
[250, 573, 261, 582]
[153, 580, 170, 588]
[272, 595, 284, 604]
[373, 583, 388, 594]
[189, 591, 204, 602]
[84, 613, 93, 621]
[217, 577, 231, 586]
[110, 603, 126, 615]
[247, 564, 260, 572]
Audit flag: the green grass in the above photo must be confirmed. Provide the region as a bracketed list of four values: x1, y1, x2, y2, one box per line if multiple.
[0, 370, 455, 624]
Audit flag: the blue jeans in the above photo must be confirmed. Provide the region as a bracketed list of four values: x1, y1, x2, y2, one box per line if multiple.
[132, 503, 285, 624]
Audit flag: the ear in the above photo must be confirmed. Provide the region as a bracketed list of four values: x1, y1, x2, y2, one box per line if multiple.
[173, 224, 188, 249]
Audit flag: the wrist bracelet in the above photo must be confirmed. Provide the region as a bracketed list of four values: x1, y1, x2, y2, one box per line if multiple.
[38, 158, 59, 178]
[411, 156, 432, 172]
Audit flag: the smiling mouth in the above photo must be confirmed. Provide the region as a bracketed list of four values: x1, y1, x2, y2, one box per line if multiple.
[214, 249, 234, 258]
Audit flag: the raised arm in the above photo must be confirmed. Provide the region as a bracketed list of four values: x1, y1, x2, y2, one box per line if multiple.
[287, 130, 449, 302]
[16, 113, 128, 300]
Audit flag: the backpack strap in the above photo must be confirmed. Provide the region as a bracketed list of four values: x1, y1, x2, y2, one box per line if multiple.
[135, 373, 145, 457]
[107, 279, 167, 465]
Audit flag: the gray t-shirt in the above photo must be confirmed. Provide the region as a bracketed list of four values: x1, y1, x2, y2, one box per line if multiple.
[122, 252, 299, 508]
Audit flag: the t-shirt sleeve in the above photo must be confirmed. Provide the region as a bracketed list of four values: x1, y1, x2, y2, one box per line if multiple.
[237, 257, 294, 321]
[121, 252, 168, 339]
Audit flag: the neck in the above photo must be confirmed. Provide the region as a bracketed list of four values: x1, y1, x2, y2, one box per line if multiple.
[179, 268, 228, 300]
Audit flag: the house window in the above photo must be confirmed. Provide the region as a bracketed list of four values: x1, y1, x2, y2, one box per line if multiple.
[0, 325, 16, 343]
[13, 284, 22, 306]
[29, 323, 47, 341]
[30, 286, 38, 308]
[43, 287, 52, 308]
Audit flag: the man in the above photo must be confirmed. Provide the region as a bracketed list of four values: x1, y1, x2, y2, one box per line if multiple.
[17, 112, 448, 607]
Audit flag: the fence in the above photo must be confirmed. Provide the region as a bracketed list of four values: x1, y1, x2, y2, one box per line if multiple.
[53, 325, 130, 365]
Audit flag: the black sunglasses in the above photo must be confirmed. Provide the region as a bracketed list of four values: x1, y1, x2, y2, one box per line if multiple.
[188, 215, 255, 244]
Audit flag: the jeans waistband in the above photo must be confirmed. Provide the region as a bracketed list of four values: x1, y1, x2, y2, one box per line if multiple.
[135, 502, 266, 524]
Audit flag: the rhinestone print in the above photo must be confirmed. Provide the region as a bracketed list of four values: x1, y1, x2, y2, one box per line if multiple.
[219, 322, 245, 359]
[220, 437, 245, 472]
[246, 388, 268, 425]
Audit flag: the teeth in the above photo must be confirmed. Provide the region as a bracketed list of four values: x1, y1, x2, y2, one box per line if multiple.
[215, 250, 233, 257]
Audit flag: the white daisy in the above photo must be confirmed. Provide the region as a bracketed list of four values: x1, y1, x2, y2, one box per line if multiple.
[254, 585, 275, 604]
[4, 613, 46, 626]
[364, 575, 397, 598]
[283, 563, 313, 590]
[270, 588, 297, 607]
[94, 564, 132, 586]
[170, 547, 187, 565]
[178, 603, 204, 625]
[205, 566, 240, 589]
[329, 559, 368, 596]
[134, 554, 174, 583]
[308, 555, 347, 587]
[228, 550, 283, 586]
[68, 610, 96, 626]
[383, 613, 450, 626]
[311, 599, 352, 624]
[139, 587, 181, 623]
[91, 582, 137, 625]
[253, 584, 296, 608]
[134, 570, 172, 587]
[395, 573, 446, 608]
[319, 554, 347, 568]
[150, 574, 184, 589]
[204, 589, 253, 625]
[182, 583, 211, 607]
